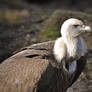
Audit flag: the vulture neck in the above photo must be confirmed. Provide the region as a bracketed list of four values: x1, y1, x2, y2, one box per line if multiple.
[53, 35, 87, 73]
[53, 35, 87, 63]
[63, 35, 80, 58]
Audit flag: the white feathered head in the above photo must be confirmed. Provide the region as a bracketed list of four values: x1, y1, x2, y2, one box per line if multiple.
[61, 18, 91, 38]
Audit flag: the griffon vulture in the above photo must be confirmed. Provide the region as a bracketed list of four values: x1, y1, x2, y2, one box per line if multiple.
[0, 18, 91, 92]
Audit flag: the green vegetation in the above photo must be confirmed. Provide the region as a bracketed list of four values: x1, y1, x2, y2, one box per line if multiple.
[0, 9, 29, 23]
[42, 26, 60, 41]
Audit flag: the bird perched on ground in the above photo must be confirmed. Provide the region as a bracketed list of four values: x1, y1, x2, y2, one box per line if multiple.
[0, 18, 91, 92]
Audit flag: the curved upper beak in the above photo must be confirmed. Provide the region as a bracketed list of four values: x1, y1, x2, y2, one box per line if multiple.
[81, 25, 91, 32]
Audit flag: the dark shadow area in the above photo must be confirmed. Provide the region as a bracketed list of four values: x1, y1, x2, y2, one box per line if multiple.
[26, 0, 53, 4]
[26, 54, 40, 58]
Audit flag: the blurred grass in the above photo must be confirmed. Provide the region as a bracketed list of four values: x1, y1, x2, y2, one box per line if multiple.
[42, 27, 60, 40]
[0, 9, 29, 23]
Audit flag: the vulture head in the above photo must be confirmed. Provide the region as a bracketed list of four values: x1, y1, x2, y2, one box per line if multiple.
[61, 18, 91, 38]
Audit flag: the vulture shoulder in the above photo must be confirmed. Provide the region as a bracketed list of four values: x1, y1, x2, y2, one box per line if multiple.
[0, 41, 56, 91]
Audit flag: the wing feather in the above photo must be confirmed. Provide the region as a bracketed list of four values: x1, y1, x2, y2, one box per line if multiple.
[0, 41, 54, 91]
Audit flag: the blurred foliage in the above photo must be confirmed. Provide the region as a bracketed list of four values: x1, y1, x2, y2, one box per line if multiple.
[42, 27, 60, 41]
[0, 9, 29, 23]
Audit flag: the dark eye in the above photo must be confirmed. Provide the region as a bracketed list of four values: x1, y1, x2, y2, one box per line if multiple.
[73, 25, 80, 28]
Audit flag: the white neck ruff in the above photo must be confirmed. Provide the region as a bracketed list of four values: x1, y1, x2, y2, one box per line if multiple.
[53, 36, 87, 63]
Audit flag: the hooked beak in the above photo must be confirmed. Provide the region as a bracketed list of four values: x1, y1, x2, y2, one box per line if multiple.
[81, 25, 91, 32]
[74, 25, 91, 37]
